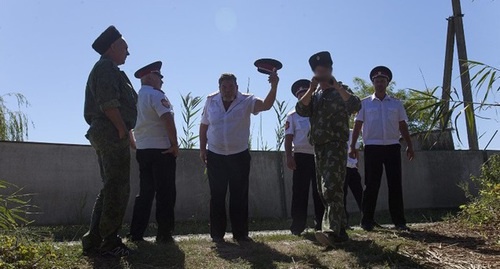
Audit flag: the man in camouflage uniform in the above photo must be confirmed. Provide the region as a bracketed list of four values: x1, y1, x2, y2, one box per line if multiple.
[81, 25, 138, 257]
[296, 51, 361, 246]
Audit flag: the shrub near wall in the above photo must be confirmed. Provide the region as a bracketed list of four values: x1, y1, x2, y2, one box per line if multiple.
[458, 154, 500, 229]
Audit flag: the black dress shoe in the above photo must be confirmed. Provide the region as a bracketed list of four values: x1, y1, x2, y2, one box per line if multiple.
[361, 221, 384, 231]
[234, 236, 253, 243]
[335, 229, 349, 243]
[394, 224, 411, 231]
[126, 234, 145, 242]
[156, 235, 174, 244]
[361, 223, 375, 231]
[212, 237, 225, 243]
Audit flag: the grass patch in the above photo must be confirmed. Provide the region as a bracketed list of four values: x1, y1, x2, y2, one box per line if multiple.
[2, 208, 485, 269]
[2, 222, 499, 268]
[28, 207, 458, 243]
[76, 230, 427, 269]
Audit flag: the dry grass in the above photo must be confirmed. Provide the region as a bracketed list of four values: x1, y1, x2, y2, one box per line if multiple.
[43, 222, 499, 269]
[3, 209, 499, 269]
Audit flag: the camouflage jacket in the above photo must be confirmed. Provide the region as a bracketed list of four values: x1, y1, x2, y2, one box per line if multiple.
[84, 56, 138, 131]
[295, 87, 361, 145]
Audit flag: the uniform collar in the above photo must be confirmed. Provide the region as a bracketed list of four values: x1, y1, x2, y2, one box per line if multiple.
[215, 91, 246, 112]
[217, 91, 244, 102]
[370, 93, 391, 101]
[100, 55, 119, 68]
[140, 84, 164, 94]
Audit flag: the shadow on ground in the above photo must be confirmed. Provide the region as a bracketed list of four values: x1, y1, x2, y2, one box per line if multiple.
[395, 228, 500, 256]
[84, 241, 185, 269]
[301, 232, 431, 268]
[213, 240, 330, 269]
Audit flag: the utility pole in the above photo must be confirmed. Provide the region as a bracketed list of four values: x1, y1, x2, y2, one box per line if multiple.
[441, 16, 454, 130]
[442, 0, 479, 150]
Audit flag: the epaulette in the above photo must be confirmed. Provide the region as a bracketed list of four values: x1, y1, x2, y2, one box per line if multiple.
[206, 91, 219, 98]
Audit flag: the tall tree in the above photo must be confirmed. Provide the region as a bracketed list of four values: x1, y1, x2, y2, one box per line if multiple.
[0, 93, 31, 141]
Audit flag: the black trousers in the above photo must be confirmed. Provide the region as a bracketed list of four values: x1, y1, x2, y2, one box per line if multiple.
[343, 167, 363, 223]
[207, 150, 251, 239]
[290, 153, 325, 233]
[129, 149, 177, 239]
[361, 144, 406, 226]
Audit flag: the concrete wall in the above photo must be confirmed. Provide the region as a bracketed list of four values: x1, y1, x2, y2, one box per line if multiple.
[0, 141, 498, 226]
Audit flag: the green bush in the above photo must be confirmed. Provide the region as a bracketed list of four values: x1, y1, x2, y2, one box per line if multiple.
[458, 154, 500, 227]
[0, 233, 84, 269]
[0, 180, 33, 230]
[0, 181, 66, 269]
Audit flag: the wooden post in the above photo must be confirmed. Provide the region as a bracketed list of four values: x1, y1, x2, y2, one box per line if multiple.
[451, 0, 479, 150]
[441, 16, 455, 130]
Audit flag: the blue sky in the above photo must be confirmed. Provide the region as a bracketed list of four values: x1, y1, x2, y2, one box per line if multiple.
[0, 0, 499, 149]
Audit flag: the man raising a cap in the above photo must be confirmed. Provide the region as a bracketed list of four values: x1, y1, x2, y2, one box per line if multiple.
[82, 25, 137, 257]
[128, 61, 178, 244]
[199, 68, 279, 243]
[285, 79, 325, 236]
[350, 66, 414, 232]
[296, 51, 361, 246]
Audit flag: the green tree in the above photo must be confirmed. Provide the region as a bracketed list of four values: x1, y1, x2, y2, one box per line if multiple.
[0, 93, 31, 141]
[409, 61, 499, 147]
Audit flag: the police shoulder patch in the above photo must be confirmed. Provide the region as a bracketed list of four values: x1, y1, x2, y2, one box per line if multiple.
[161, 98, 171, 109]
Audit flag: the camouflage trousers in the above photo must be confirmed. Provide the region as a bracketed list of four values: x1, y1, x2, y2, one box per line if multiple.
[82, 125, 131, 251]
[314, 141, 347, 235]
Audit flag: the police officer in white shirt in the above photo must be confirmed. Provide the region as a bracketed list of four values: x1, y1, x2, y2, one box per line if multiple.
[199, 70, 279, 243]
[128, 61, 179, 243]
[285, 79, 325, 236]
[350, 66, 414, 232]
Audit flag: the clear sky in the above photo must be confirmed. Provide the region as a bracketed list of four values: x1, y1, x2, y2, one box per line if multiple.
[0, 0, 499, 150]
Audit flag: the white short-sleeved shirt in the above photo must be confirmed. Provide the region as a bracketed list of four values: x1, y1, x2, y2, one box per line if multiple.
[355, 93, 408, 146]
[284, 110, 314, 155]
[134, 85, 174, 149]
[201, 91, 260, 155]
[347, 129, 361, 168]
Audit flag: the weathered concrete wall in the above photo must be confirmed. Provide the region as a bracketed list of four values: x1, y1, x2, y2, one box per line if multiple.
[0, 141, 497, 226]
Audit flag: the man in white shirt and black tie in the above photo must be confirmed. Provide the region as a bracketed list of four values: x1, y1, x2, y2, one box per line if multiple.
[350, 66, 414, 232]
